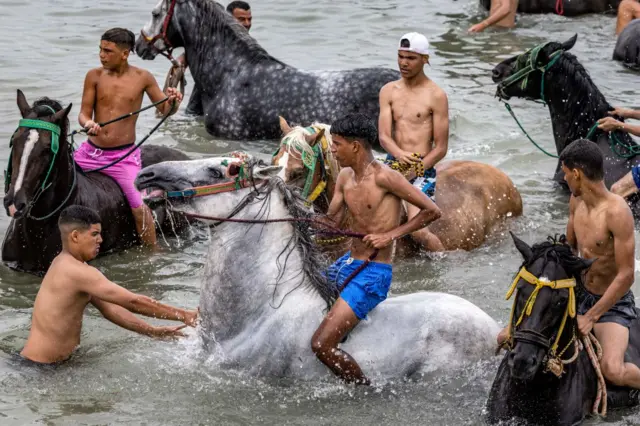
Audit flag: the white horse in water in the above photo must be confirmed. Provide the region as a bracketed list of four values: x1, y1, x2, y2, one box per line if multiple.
[135, 156, 500, 381]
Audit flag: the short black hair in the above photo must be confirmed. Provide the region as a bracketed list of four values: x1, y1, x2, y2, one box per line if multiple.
[58, 205, 101, 234]
[101, 28, 136, 51]
[227, 1, 250, 12]
[559, 138, 604, 181]
[330, 113, 378, 149]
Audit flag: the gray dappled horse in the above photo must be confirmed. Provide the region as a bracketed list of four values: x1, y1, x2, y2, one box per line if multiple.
[1, 90, 189, 275]
[134, 156, 500, 380]
[486, 234, 640, 425]
[614, 19, 640, 70]
[492, 34, 640, 217]
[134, 0, 399, 146]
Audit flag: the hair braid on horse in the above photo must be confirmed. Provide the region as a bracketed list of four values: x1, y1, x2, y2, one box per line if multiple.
[525, 234, 589, 288]
[31, 98, 69, 136]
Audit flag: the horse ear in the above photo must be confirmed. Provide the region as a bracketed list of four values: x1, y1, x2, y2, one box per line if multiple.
[52, 103, 72, 123]
[253, 163, 283, 180]
[561, 34, 577, 52]
[279, 116, 293, 135]
[17, 89, 30, 118]
[510, 231, 533, 263]
[304, 128, 325, 146]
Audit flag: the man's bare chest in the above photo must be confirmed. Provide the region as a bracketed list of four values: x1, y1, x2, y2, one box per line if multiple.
[391, 92, 433, 122]
[343, 183, 387, 217]
[574, 210, 613, 256]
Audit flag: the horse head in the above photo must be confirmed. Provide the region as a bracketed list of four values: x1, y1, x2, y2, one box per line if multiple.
[505, 232, 594, 381]
[4, 90, 72, 219]
[492, 34, 578, 101]
[134, 154, 282, 220]
[135, 0, 190, 60]
[272, 117, 337, 210]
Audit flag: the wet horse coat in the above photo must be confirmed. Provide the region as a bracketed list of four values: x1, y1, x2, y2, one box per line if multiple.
[479, 0, 621, 15]
[134, 0, 398, 147]
[134, 157, 501, 380]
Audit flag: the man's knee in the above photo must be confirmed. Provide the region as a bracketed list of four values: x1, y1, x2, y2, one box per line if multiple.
[601, 357, 626, 386]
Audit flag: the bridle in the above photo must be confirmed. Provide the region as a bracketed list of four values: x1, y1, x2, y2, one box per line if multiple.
[140, 0, 179, 63]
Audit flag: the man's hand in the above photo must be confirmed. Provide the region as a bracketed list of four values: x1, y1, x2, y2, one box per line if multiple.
[363, 233, 394, 249]
[84, 120, 101, 136]
[183, 308, 199, 327]
[598, 116, 624, 132]
[468, 22, 486, 33]
[394, 150, 420, 166]
[609, 107, 635, 119]
[165, 87, 183, 104]
[577, 314, 596, 336]
[152, 324, 188, 339]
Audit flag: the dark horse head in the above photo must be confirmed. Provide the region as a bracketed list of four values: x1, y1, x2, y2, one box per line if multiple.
[4, 90, 72, 219]
[491, 35, 640, 210]
[505, 232, 594, 381]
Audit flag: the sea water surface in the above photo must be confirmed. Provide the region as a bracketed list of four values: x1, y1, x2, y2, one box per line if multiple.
[0, 0, 638, 424]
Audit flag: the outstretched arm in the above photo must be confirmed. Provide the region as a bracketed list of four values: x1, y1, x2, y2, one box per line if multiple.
[363, 168, 442, 249]
[76, 265, 197, 326]
[420, 90, 449, 170]
[145, 70, 183, 116]
[91, 298, 187, 338]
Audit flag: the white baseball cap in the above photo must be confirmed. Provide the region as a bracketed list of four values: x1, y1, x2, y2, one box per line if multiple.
[398, 32, 430, 56]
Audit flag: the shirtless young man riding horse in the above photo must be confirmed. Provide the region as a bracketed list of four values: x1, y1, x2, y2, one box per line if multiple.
[311, 113, 442, 385]
[499, 139, 640, 389]
[78, 28, 183, 247]
[378, 32, 448, 251]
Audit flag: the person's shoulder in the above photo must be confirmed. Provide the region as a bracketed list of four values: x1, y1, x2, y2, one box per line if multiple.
[336, 167, 354, 185]
[426, 79, 448, 101]
[84, 68, 102, 80]
[374, 162, 403, 187]
[129, 65, 153, 80]
[606, 192, 634, 224]
[380, 79, 402, 95]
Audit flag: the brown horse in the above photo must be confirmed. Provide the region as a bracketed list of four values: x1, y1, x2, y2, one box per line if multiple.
[272, 117, 524, 255]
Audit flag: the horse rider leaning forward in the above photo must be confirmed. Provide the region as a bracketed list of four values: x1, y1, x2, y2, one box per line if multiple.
[378, 32, 448, 252]
[597, 106, 640, 198]
[311, 113, 442, 385]
[468, 0, 518, 33]
[498, 139, 640, 391]
[20, 205, 198, 366]
[77, 28, 183, 247]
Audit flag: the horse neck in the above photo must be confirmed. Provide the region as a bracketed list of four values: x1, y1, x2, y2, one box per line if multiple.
[176, 1, 283, 92]
[201, 185, 326, 341]
[544, 54, 613, 154]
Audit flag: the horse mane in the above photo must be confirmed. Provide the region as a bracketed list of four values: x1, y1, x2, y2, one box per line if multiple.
[191, 0, 285, 66]
[31, 97, 69, 138]
[229, 159, 337, 308]
[549, 52, 636, 149]
[524, 234, 587, 287]
[283, 124, 339, 182]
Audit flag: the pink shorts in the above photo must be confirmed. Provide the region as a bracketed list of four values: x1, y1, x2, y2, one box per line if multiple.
[74, 140, 143, 209]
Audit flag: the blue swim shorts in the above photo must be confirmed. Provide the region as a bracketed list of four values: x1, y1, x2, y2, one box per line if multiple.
[384, 154, 437, 201]
[632, 166, 640, 189]
[324, 252, 393, 320]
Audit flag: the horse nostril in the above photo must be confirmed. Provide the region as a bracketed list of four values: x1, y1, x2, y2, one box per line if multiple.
[492, 68, 502, 81]
[138, 170, 156, 182]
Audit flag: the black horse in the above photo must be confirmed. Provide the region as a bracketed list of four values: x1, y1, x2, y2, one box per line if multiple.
[479, 0, 621, 15]
[133, 0, 398, 147]
[2, 90, 190, 276]
[486, 233, 640, 425]
[492, 34, 640, 215]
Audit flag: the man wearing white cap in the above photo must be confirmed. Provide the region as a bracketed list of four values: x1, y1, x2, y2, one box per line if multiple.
[378, 32, 448, 252]
[468, 0, 518, 33]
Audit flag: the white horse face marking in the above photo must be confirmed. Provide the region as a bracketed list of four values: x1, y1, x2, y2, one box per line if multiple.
[142, 0, 170, 51]
[14, 130, 39, 193]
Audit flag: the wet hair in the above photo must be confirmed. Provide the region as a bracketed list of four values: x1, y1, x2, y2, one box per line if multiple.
[101, 28, 136, 51]
[58, 205, 101, 235]
[559, 138, 604, 181]
[330, 113, 378, 149]
[227, 1, 250, 12]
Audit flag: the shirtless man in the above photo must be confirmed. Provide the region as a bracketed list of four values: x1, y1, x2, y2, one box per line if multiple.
[597, 106, 640, 199]
[616, 0, 640, 35]
[311, 113, 442, 385]
[468, 0, 519, 33]
[378, 32, 448, 251]
[20, 205, 198, 365]
[78, 28, 183, 247]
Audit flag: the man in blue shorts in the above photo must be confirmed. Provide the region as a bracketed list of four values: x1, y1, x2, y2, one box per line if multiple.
[378, 32, 449, 251]
[311, 113, 442, 385]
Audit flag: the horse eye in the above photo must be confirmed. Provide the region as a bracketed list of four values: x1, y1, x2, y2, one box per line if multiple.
[208, 168, 223, 178]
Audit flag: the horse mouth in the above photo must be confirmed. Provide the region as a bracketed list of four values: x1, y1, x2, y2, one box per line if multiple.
[134, 38, 159, 60]
[141, 187, 166, 201]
